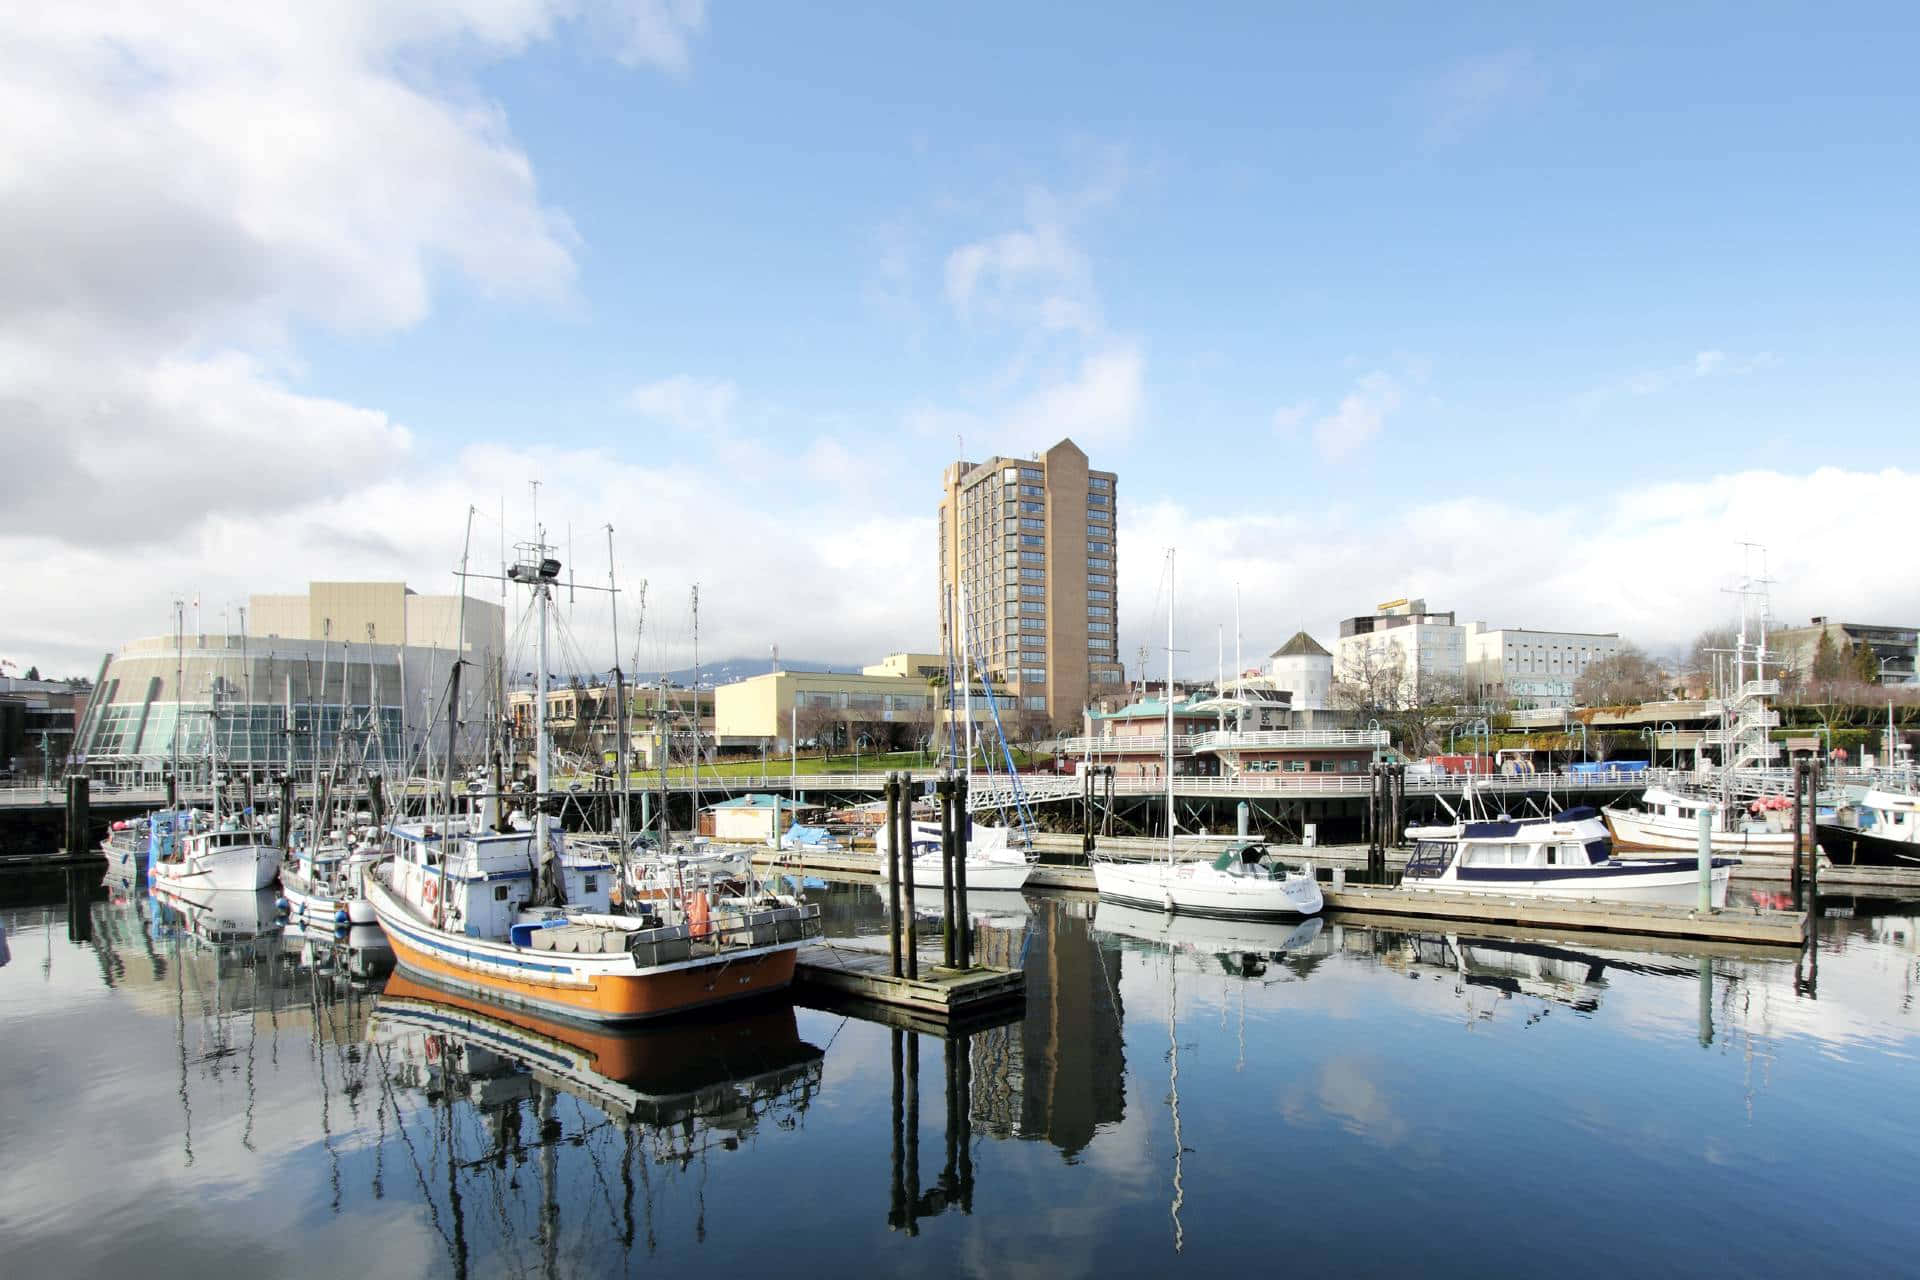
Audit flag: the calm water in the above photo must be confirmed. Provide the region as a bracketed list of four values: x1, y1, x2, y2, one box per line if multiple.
[4, 872, 1919, 1278]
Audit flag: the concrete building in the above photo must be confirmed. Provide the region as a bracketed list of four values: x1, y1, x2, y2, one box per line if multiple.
[861, 652, 947, 680]
[1465, 624, 1623, 709]
[1267, 631, 1334, 710]
[938, 438, 1123, 729]
[1772, 618, 1919, 685]
[1335, 598, 1466, 704]
[508, 681, 717, 770]
[72, 581, 505, 784]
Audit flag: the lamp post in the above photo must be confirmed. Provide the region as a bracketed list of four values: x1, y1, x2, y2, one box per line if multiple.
[1659, 720, 1678, 771]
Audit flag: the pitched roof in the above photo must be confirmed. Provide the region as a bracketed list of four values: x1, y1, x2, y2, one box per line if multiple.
[1270, 630, 1331, 659]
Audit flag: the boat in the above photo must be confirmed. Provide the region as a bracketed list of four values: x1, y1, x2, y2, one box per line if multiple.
[875, 814, 1035, 891]
[279, 838, 380, 926]
[1602, 785, 1806, 856]
[365, 535, 821, 1025]
[1091, 550, 1322, 921]
[1818, 788, 1920, 866]
[1403, 806, 1735, 907]
[150, 812, 283, 892]
[1093, 840, 1323, 918]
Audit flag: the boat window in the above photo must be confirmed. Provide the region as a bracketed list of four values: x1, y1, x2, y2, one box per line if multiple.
[1545, 846, 1556, 865]
[495, 885, 509, 901]
[584, 874, 599, 893]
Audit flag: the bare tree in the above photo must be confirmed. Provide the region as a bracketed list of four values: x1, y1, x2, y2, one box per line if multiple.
[1574, 644, 1667, 707]
[1332, 644, 1463, 757]
[1684, 626, 1737, 695]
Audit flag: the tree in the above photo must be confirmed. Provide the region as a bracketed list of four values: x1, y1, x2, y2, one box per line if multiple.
[1684, 627, 1736, 695]
[1574, 644, 1666, 707]
[794, 701, 838, 758]
[1850, 641, 1881, 684]
[1331, 644, 1462, 757]
[23, 665, 39, 681]
[1811, 630, 1845, 683]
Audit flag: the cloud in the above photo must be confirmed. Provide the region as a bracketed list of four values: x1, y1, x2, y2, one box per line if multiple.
[1118, 466, 1920, 681]
[944, 209, 1095, 332]
[0, 3, 702, 555]
[1311, 372, 1400, 460]
[1001, 344, 1146, 450]
[1422, 49, 1547, 145]
[1272, 402, 1311, 434]
[1615, 349, 1776, 397]
[625, 374, 741, 434]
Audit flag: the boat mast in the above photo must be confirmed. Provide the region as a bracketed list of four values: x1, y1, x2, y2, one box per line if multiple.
[442, 506, 473, 834]
[607, 525, 629, 843]
[690, 585, 701, 824]
[1165, 549, 1175, 863]
[961, 579, 974, 781]
[172, 599, 184, 808]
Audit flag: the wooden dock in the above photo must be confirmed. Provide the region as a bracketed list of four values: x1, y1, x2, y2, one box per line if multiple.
[792, 941, 1024, 1024]
[1321, 886, 1807, 948]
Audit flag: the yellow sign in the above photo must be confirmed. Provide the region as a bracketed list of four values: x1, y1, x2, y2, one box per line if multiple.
[1376, 597, 1408, 612]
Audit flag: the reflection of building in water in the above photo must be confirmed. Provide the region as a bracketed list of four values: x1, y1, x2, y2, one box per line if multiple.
[968, 896, 1125, 1157]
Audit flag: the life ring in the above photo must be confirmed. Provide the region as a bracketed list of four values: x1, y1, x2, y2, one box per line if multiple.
[424, 878, 439, 906]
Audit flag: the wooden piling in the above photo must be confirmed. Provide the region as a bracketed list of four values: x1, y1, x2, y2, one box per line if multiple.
[954, 774, 971, 969]
[64, 774, 90, 855]
[900, 774, 919, 981]
[885, 775, 903, 978]
[1791, 760, 1805, 910]
[938, 775, 956, 969]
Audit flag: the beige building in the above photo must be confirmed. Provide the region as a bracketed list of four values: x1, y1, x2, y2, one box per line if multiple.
[248, 580, 502, 654]
[938, 438, 1122, 728]
[715, 659, 989, 752]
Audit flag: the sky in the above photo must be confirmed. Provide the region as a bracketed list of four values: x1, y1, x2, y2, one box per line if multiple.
[4, 2, 1918, 681]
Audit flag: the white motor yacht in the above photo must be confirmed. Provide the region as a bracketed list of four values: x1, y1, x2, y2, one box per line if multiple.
[1093, 841, 1323, 919]
[1405, 806, 1734, 907]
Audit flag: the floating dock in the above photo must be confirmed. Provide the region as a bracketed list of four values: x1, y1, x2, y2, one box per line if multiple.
[792, 941, 1024, 1024]
[1320, 886, 1807, 948]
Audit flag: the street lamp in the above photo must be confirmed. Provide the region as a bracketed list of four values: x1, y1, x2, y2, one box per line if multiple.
[1572, 719, 1588, 764]
[1658, 720, 1678, 771]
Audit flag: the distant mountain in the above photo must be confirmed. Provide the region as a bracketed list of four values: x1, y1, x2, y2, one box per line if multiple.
[630, 657, 847, 687]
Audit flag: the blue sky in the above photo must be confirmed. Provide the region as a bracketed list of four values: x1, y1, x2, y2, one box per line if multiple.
[6, 3, 1919, 676]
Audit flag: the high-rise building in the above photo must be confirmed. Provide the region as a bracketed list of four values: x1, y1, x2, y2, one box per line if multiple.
[938, 438, 1122, 726]
[1335, 597, 1466, 705]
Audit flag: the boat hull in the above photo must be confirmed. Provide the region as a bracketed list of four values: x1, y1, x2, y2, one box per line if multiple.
[1092, 859, 1323, 919]
[1603, 807, 1799, 855]
[883, 854, 1033, 892]
[1406, 863, 1734, 908]
[151, 841, 282, 892]
[366, 872, 800, 1025]
[282, 876, 377, 925]
[1814, 825, 1920, 868]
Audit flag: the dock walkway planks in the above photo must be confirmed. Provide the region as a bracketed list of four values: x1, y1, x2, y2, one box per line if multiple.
[793, 941, 1024, 1020]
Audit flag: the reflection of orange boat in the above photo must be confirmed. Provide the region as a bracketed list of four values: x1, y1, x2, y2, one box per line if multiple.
[374, 971, 825, 1122]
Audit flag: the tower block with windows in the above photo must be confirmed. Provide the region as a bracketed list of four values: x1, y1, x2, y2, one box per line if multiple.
[938, 438, 1121, 729]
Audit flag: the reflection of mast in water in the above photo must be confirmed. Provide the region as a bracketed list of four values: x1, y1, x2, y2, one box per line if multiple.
[175, 945, 193, 1167]
[1166, 951, 1184, 1254]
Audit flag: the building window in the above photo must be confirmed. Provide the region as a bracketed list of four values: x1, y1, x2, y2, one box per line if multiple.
[1088, 558, 1111, 570]
[1021, 518, 1045, 532]
[1088, 606, 1111, 618]
[1002, 468, 1019, 483]
[1022, 602, 1045, 615]
[1020, 534, 1045, 548]
[1021, 617, 1045, 631]
[1021, 634, 1045, 650]
[1020, 484, 1044, 498]
[1089, 589, 1111, 601]
[1021, 567, 1045, 580]
[1089, 574, 1111, 586]
[1089, 476, 1112, 490]
[1021, 585, 1046, 598]
[1021, 669, 1046, 683]
[1021, 551, 1045, 566]
[1020, 501, 1044, 515]
[1087, 493, 1110, 507]
[1023, 696, 1047, 711]
[1088, 541, 1110, 554]
[1021, 467, 1042, 481]
[1088, 622, 1112, 633]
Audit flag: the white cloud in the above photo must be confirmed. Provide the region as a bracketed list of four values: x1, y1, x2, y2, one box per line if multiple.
[596, 0, 709, 75]
[625, 374, 741, 434]
[1001, 344, 1145, 450]
[1311, 372, 1400, 460]
[944, 218, 1091, 327]
[1615, 349, 1776, 397]
[1422, 48, 1547, 146]
[1272, 401, 1312, 434]
[1118, 466, 1920, 681]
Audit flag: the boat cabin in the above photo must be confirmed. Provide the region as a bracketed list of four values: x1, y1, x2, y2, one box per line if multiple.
[1406, 809, 1612, 878]
[387, 824, 615, 939]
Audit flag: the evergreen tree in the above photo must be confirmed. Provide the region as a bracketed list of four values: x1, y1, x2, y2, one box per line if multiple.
[1851, 642, 1882, 684]
[1812, 631, 1843, 682]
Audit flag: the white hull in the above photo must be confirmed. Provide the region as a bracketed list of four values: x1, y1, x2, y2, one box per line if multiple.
[882, 850, 1033, 891]
[281, 877, 377, 925]
[1603, 799, 1802, 855]
[1408, 864, 1733, 908]
[1092, 859, 1323, 918]
[151, 841, 282, 892]
[1095, 900, 1326, 954]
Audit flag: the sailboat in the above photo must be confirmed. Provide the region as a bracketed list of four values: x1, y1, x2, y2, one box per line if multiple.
[1092, 550, 1323, 919]
[365, 533, 821, 1024]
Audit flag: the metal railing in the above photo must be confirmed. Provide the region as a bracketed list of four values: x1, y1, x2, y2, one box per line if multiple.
[1057, 728, 1390, 756]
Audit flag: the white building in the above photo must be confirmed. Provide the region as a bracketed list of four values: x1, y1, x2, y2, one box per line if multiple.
[1267, 631, 1334, 710]
[1334, 598, 1466, 705]
[1465, 624, 1622, 709]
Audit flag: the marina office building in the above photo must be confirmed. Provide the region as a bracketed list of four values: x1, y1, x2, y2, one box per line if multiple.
[939, 438, 1124, 729]
[72, 581, 505, 784]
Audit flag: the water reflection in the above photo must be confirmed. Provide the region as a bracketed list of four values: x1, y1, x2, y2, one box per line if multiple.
[6, 880, 1920, 1276]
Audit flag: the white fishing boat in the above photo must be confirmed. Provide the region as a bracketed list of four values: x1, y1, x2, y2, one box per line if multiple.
[280, 839, 380, 925]
[1602, 786, 1805, 855]
[1404, 806, 1735, 907]
[151, 819, 283, 892]
[365, 534, 820, 1025]
[1091, 551, 1323, 920]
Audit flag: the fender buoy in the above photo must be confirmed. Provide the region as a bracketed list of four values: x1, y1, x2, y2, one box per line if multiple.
[688, 890, 711, 939]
